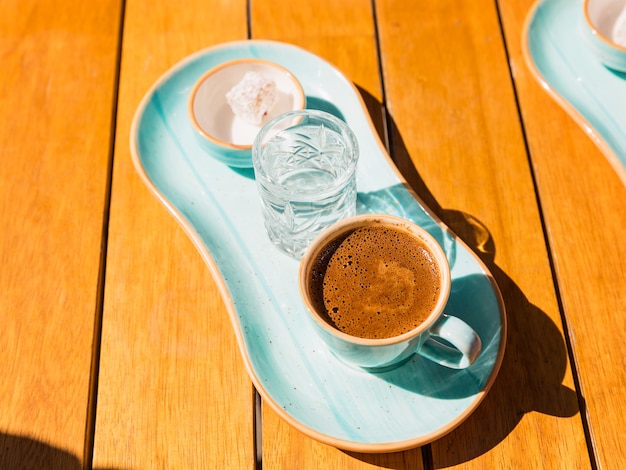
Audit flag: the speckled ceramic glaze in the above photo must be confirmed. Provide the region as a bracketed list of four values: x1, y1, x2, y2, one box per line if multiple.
[131, 40, 506, 452]
[524, 0, 626, 186]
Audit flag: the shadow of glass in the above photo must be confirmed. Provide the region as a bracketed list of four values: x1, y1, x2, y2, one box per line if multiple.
[344, 86, 581, 468]
[356, 183, 449, 251]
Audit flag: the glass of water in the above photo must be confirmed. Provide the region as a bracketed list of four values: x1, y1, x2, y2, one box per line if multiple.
[252, 109, 359, 258]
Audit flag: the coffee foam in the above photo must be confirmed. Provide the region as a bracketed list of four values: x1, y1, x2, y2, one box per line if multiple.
[316, 225, 441, 339]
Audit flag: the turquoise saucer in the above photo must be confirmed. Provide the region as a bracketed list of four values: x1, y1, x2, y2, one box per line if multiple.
[131, 40, 506, 452]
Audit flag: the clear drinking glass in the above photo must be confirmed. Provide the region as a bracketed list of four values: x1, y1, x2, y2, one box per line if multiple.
[252, 109, 359, 258]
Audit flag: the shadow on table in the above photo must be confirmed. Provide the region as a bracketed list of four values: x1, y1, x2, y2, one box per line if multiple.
[345, 87, 582, 468]
[0, 432, 126, 470]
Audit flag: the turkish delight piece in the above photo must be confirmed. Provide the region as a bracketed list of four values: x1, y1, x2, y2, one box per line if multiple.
[226, 71, 277, 125]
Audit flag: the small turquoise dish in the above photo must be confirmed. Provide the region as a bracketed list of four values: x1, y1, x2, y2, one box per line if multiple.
[582, 0, 626, 72]
[131, 40, 506, 452]
[188, 58, 305, 167]
[523, 0, 626, 186]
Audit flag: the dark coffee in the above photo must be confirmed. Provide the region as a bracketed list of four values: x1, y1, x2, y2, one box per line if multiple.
[308, 224, 442, 339]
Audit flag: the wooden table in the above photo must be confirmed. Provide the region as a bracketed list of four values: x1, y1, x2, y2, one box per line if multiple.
[2, 0, 625, 468]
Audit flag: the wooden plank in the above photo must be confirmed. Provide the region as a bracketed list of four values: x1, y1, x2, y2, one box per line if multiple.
[92, 1, 255, 468]
[252, 1, 424, 468]
[0, 0, 121, 467]
[499, 0, 626, 467]
[251, 0, 385, 138]
[376, 0, 591, 467]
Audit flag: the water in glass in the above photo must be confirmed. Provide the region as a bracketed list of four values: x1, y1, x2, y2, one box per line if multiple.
[254, 116, 358, 258]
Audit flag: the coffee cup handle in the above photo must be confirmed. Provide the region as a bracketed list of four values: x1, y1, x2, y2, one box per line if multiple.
[418, 314, 482, 369]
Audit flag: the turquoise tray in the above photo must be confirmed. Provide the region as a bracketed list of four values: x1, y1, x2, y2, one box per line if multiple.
[524, 0, 626, 185]
[131, 40, 506, 452]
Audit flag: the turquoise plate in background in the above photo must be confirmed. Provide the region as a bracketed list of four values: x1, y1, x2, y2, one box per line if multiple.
[131, 40, 506, 452]
[524, 0, 626, 185]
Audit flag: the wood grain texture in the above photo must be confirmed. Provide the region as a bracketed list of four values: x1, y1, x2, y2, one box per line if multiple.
[92, 0, 255, 468]
[499, 0, 626, 467]
[0, 0, 121, 467]
[376, 0, 590, 467]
